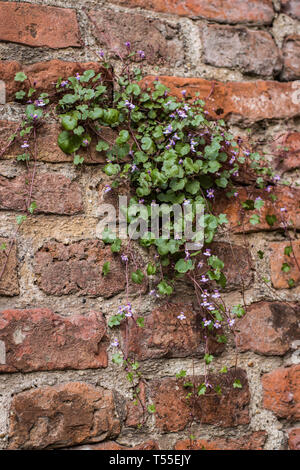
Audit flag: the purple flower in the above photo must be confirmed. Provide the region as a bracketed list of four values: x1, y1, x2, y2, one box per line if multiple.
[121, 254, 128, 262]
[200, 275, 208, 283]
[181, 90, 186, 96]
[228, 319, 235, 327]
[82, 139, 89, 146]
[206, 189, 214, 199]
[211, 290, 220, 299]
[111, 339, 119, 347]
[197, 261, 204, 269]
[21, 141, 29, 149]
[177, 109, 187, 119]
[61, 80, 68, 87]
[125, 41, 131, 49]
[131, 164, 137, 172]
[273, 174, 281, 182]
[203, 248, 211, 256]
[34, 99, 45, 107]
[163, 124, 173, 135]
[265, 186, 272, 193]
[75, 73, 81, 81]
[98, 50, 105, 58]
[184, 250, 190, 260]
[103, 185, 111, 194]
[214, 321, 222, 329]
[183, 199, 191, 206]
[177, 312, 186, 320]
[125, 100, 135, 110]
[137, 50, 145, 59]
[203, 319, 212, 327]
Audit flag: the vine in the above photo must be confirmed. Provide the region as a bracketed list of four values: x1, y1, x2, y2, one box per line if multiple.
[1, 45, 299, 438]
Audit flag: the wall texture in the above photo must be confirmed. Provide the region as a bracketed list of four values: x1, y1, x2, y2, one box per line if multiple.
[0, 0, 299, 451]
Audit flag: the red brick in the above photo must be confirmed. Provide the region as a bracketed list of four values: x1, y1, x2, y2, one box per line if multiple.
[0, 60, 111, 102]
[142, 76, 300, 124]
[272, 132, 300, 172]
[0, 309, 108, 372]
[214, 186, 300, 233]
[236, 302, 299, 355]
[111, 0, 274, 24]
[122, 302, 224, 361]
[151, 368, 250, 432]
[281, 0, 300, 20]
[0, 173, 83, 215]
[34, 240, 126, 298]
[88, 9, 183, 66]
[269, 241, 300, 289]
[175, 431, 267, 450]
[288, 428, 300, 450]
[281, 35, 300, 81]
[0, 238, 19, 296]
[201, 25, 281, 77]
[0, 2, 81, 48]
[8, 382, 120, 449]
[71, 440, 159, 450]
[0, 120, 112, 164]
[262, 365, 300, 421]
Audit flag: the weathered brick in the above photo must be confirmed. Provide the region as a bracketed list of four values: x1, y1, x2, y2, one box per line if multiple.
[0, 238, 19, 296]
[0, 173, 83, 215]
[0, 60, 111, 102]
[272, 132, 300, 172]
[201, 25, 281, 77]
[8, 382, 120, 449]
[88, 9, 183, 66]
[281, 0, 300, 20]
[269, 240, 300, 289]
[214, 186, 300, 233]
[288, 428, 300, 450]
[0, 120, 112, 164]
[0, 309, 108, 372]
[174, 431, 267, 450]
[151, 368, 250, 432]
[281, 35, 300, 81]
[236, 302, 300, 355]
[262, 365, 300, 421]
[71, 440, 159, 450]
[0, 2, 81, 48]
[111, 0, 274, 24]
[34, 240, 126, 298]
[121, 302, 224, 361]
[142, 76, 300, 124]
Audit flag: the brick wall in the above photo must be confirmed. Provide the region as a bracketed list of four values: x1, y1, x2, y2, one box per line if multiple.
[0, 0, 299, 450]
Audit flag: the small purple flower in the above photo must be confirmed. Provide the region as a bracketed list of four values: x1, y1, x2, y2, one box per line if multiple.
[131, 164, 137, 172]
[178, 158, 183, 165]
[111, 339, 119, 347]
[138, 199, 144, 204]
[98, 50, 105, 58]
[177, 312, 186, 320]
[206, 189, 214, 199]
[197, 261, 204, 269]
[181, 90, 186, 96]
[183, 199, 191, 206]
[265, 186, 272, 193]
[137, 50, 145, 59]
[243, 149, 250, 156]
[61, 80, 68, 87]
[177, 109, 187, 119]
[233, 191, 239, 197]
[280, 207, 287, 212]
[82, 139, 89, 146]
[203, 248, 211, 256]
[163, 124, 173, 135]
[121, 254, 128, 262]
[34, 99, 45, 107]
[273, 174, 281, 182]
[125, 41, 131, 49]
[211, 290, 220, 299]
[200, 275, 209, 283]
[21, 141, 29, 149]
[103, 185, 111, 194]
[184, 250, 190, 260]
[214, 321, 222, 329]
[75, 73, 81, 81]
[228, 318, 235, 327]
[125, 100, 135, 110]
[203, 319, 212, 327]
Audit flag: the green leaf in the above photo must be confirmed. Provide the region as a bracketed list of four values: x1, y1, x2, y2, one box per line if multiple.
[204, 354, 214, 365]
[176, 370, 187, 379]
[131, 269, 144, 284]
[14, 72, 27, 82]
[137, 317, 145, 328]
[197, 383, 207, 396]
[102, 261, 110, 276]
[116, 130, 130, 144]
[111, 238, 121, 253]
[233, 379, 242, 389]
[257, 250, 264, 259]
[112, 352, 123, 365]
[265, 214, 277, 226]
[0, 243, 7, 251]
[281, 262, 291, 273]
[185, 180, 200, 195]
[15, 90, 26, 100]
[104, 163, 120, 176]
[73, 154, 84, 165]
[157, 280, 173, 295]
[108, 314, 124, 327]
[28, 201, 37, 214]
[146, 263, 156, 275]
[232, 304, 245, 318]
[96, 140, 110, 152]
[16, 215, 27, 225]
[288, 278, 295, 288]
[249, 214, 260, 225]
[220, 366, 228, 374]
[284, 246, 292, 257]
[61, 114, 78, 131]
[147, 404, 156, 414]
[175, 258, 193, 273]
[57, 130, 82, 154]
